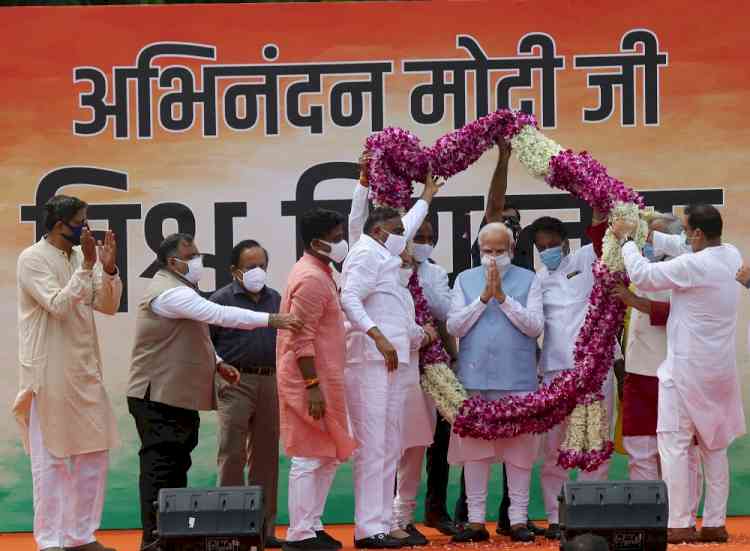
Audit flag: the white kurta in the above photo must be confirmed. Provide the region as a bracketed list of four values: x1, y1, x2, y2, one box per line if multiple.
[14, 238, 122, 457]
[537, 244, 597, 374]
[625, 288, 670, 377]
[622, 241, 746, 450]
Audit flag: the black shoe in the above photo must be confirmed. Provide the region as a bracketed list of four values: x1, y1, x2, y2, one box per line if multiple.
[424, 514, 458, 536]
[316, 531, 343, 549]
[266, 536, 285, 548]
[355, 533, 403, 549]
[495, 522, 511, 536]
[545, 524, 561, 540]
[283, 537, 337, 551]
[402, 525, 429, 546]
[527, 520, 545, 536]
[510, 524, 535, 543]
[451, 525, 490, 543]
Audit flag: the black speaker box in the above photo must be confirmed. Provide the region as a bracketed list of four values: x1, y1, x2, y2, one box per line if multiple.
[559, 480, 668, 551]
[157, 486, 264, 551]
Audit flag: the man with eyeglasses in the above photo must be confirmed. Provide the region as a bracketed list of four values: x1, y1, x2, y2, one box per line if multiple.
[127, 233, 303, 551]
[209, 239, 284, 548]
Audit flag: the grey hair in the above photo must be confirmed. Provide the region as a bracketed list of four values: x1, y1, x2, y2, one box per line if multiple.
[478, 222, 515, 247]
[650, 213, 683, 235]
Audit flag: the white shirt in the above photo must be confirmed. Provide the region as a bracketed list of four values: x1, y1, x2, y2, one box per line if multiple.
[347, 183, 453, 323]
[625, 288, 671, 377]
[417, 261, 452, 322]
[622, 240, 745, 449]
[653, 231, 691, 258]
[446, 270, 544, 339]
[152, 285, 270, 363]
[341, 198, 429, 365]
[537, 244, 597, 373]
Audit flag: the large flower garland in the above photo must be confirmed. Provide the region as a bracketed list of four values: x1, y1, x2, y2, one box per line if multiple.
[364, 109, 646, 471]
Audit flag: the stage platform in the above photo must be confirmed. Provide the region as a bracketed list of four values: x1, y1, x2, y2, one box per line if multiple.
[4, 519, 750, 550]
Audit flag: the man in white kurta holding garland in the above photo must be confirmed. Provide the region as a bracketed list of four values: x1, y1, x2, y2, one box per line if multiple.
[446, 223, 544, 544]
[15, 195, 122, 551]
[614, 204, 746, 544]
[340, 173, 442, 549]
[348, 163, 449, 546]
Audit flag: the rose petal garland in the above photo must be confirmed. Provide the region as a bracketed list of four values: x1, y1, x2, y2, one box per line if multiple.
[365, 108, 645, 471]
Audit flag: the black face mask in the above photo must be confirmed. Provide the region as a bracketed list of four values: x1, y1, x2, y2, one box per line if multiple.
[62, 221, 85, 246]
[503, 217, 522, 241]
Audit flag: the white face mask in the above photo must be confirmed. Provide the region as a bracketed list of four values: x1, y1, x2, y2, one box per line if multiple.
[383, 232, 407, 257]
[398, 267, 413, 287]
[412, 243, 434, 264]
[241, 267, 266, 293]
[481, 253, 511, 272]
[316, 239, 349, 263]
[175, 256, 205, 285]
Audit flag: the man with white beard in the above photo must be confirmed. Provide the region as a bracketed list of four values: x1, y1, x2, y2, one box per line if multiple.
[614, 204, 746, 544]
[446, 222, 544, 543]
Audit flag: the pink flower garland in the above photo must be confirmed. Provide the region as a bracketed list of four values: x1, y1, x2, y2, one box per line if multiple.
[365, 109, 640, 471]
[407, 271, 451, 368]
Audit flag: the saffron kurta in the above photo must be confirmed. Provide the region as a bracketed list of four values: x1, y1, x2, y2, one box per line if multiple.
[276, 253, 356, 461]
[14, 238, 122, 457]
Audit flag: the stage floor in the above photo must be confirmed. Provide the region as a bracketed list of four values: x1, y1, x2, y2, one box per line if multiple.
[4, 519, 750, 551]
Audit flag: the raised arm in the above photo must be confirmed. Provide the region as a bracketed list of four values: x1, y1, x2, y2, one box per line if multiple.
[92, 231, 122, 315]
[19, 251, 92, 319]
[485, 142, 512, 223]
[349, 155, 371, 245]
[622, 242, 697, 292]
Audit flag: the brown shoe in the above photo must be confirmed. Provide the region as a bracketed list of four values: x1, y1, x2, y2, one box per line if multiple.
[65, 542, 117, 551]
[700, 526, 729, 543]
[667, 527, 698, 544]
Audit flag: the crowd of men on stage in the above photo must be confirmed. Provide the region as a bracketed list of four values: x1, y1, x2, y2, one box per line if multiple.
[15, 144, 749, 551]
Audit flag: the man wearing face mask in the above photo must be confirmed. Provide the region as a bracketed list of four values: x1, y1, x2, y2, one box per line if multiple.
[446, 222, 544, 544]
[209, 239, 283, 548]
[611, 214, 704, 535]
[528, 213, 614, 541]
[351, 156, 457, 536]
[277, 208, 357, 551]
[15, 195, 121, 551]
[614, 204, 745, 544]
[127, 233, 303, 551]
[341, 172, 442, 549]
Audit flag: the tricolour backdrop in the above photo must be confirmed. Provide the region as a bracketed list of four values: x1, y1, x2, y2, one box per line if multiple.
[1, 0, 748, 531]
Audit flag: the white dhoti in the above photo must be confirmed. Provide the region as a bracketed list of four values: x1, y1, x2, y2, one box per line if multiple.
[392, 375, 436, 529]
[541, 370, 615, 524]
[29, 398, 109, 550]
[345, 361, 407, 540]
[658, 382, 728, 529]
[623, 436, 660, 481]
[448, 390, 539, 527]
[287, 456, 340, 542]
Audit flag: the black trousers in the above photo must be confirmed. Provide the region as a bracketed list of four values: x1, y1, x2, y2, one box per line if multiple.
[424, 413, 452, 517]
[454, 465, 511, 528]
[128, 396, 200, 549]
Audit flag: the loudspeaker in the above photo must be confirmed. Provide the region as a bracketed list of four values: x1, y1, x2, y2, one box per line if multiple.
[559, 480, 668, 551]
[157, 486, 265, 551]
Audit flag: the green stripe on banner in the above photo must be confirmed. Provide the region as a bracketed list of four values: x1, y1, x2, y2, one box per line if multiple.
[1, 413, 749, 531]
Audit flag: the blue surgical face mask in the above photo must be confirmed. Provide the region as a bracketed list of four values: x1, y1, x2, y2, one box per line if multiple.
[539, 246, 563, 271]
[643, 243, 658, 262]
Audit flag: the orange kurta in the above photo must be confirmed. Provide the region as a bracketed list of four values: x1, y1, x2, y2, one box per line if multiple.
[276, 253, 356, 461]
